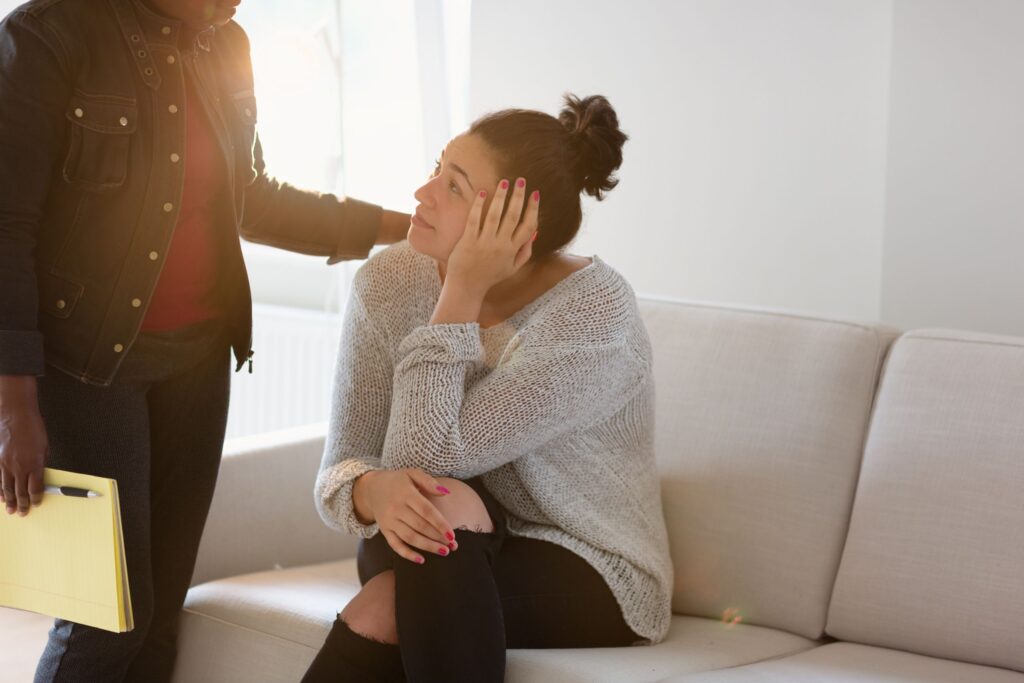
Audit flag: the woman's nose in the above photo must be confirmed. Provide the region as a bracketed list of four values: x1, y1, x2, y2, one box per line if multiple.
[413, 179, 434, 206]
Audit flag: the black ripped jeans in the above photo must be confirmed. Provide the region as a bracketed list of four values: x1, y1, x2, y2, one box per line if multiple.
[301, 477, 642, 683]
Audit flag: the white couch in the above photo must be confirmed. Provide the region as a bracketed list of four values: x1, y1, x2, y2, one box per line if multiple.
[171, 298, 1024, 682]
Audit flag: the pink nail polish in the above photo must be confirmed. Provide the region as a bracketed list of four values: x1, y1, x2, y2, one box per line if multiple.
[448, 542, 456, 550]
[516, 178, 525, 188]
[479, 190, 487, 198]
[532, 190, 540, 202]
[437, 485, 451, 495]
[445, 531, 455, 541]
[438, 547, 448, 556]
[500, 179, 509, 190]
[531, 233, 538, 243]
[416, 556, 425, 564]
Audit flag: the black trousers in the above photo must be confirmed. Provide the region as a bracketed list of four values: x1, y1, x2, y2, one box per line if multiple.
[33, 319, 232, 683]
[303, 477, 642, 683]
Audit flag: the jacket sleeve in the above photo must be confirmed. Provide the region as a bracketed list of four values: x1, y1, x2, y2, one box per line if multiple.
[238, 133, 382, 264]
[314, 274, 391, 537]
[0, 11, 74, 376]
[379, 324, 648, 479]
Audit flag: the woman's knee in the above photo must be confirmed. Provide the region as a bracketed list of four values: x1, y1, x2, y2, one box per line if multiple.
[433, 477, 493, 534]
[339, 570, 398, 645]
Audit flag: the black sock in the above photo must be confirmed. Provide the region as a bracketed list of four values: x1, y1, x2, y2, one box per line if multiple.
[301, 616, 405, 683]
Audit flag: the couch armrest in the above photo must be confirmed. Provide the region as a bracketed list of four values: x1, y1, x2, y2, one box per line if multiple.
[190, 422, 360, 586]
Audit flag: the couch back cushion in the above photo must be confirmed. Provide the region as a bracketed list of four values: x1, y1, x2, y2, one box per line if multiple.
[826, 329, 1024, 672]
[638, 299, 897, 640]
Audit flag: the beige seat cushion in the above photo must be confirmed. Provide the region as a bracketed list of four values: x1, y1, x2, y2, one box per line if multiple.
[172, 559, 818, 683]
[640, 300, 898, 639]
[827, 330, 1024, 673]
[663, 642, 1024, 682]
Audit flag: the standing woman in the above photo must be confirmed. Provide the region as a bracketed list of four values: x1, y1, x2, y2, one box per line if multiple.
[0, 1, 412, 681]
[306, 94, 673, 682]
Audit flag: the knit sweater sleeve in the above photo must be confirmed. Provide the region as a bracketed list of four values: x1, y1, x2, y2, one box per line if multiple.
[380, 322, 647, 478]
[314, 277, 392, 538]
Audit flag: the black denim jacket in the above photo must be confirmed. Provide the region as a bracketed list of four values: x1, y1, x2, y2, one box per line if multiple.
[0, 0, 381, 385]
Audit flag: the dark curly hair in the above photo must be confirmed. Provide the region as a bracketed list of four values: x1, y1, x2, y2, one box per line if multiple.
[468, 94, 628, 259]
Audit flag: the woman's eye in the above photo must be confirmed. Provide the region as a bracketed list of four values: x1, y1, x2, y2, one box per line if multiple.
[448, 180, 461, 195]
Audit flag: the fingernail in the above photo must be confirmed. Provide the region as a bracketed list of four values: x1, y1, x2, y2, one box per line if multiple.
[499, 179, 509, 190]
[478, 190, 487, 198]
[445, 531, 455, 541]
[516, 178, 525, 188]
[532, 190, 540, 202]
[436, 485, 451, 495]
[416, 556, 425, 564]
[531, 232, 538, 242]
[438, 547, 449, 556]
[448, 542, 456, 551]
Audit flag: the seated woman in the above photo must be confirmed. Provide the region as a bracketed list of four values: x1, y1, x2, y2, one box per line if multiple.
[303, 94, 673, 682]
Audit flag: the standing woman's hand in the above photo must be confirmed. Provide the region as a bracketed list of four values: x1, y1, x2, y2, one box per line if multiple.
[0, 376, 48, 516]
[444, 178, 540, 300]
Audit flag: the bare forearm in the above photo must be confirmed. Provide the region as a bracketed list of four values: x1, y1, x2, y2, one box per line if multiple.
[0, 375, 38, 411]
[376, 209, 411, 246]
[429, 278, 486, 325]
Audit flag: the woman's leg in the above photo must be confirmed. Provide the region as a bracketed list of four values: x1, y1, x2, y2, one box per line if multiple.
[302, 476, 503, 683]
[495, 537, 642, 649]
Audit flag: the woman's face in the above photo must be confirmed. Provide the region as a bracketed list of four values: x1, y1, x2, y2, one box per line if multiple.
[409, 133, 502, 262]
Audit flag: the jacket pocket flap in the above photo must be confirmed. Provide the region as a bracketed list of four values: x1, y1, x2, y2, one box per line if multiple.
[230, 90, 258, 126]
[38, 271, 85, 320]
[66, 91, 138, 134]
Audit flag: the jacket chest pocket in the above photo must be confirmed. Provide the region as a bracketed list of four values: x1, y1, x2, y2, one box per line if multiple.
[62, 91, 138, 192]
[229, 90, 258, 186]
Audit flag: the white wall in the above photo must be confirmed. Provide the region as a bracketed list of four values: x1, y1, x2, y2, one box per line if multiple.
[881, 0, 1024, 337]
[470, 0, 893, 322]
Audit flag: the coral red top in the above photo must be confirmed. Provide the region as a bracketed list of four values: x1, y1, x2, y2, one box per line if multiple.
[140, 74, 227, 332]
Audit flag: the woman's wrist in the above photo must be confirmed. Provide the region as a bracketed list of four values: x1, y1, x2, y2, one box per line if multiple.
[429, 279, 486, 325]
[352, 470, 379, 525]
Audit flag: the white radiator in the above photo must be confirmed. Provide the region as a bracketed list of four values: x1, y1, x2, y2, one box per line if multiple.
[225, 303, 343, 439]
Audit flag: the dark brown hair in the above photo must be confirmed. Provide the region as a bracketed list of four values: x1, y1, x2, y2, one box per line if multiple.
[468, 94, 627, 259]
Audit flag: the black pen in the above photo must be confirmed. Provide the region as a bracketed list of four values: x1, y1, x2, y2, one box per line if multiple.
[43, 485, 102, 498]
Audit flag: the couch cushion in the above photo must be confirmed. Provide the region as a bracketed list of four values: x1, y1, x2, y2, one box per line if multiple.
[662, 642, 1024, 682]
[827, 329, 1024, 673]
[172, 559, 818, 683]
[639, 300, 898, 639]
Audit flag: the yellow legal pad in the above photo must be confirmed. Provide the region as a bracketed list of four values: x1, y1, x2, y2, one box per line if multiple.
[0, 467, 133, 633]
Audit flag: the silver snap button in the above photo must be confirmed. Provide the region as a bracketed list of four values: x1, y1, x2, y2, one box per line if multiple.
[55, 299, 66, 310]
[149, 251, 159, 261]
[167, 55, 176, 65]
[162, 26, 172, 35]
[120, 116, 129, 126]
[74, 108, 84, 118]
[170, 153, 180, 163]
[131, 298, 142, 308]
[168, 104, 178, 114]
[163, 202, 173, 212]
[113, 344, 124, 353]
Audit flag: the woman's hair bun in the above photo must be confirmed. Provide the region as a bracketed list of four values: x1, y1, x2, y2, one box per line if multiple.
[558, 94, 628, 200]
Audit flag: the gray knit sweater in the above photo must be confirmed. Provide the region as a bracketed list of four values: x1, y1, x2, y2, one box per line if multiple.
[315, 241, 673, 644]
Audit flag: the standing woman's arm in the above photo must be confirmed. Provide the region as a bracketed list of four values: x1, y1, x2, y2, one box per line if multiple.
[0, 10, 75, 516]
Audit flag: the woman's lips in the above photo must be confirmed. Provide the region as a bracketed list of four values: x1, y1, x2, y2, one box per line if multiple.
[411, 210, 434, 230]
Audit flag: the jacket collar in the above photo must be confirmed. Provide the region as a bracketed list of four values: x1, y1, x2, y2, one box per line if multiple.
[108, 0, 218, 91]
